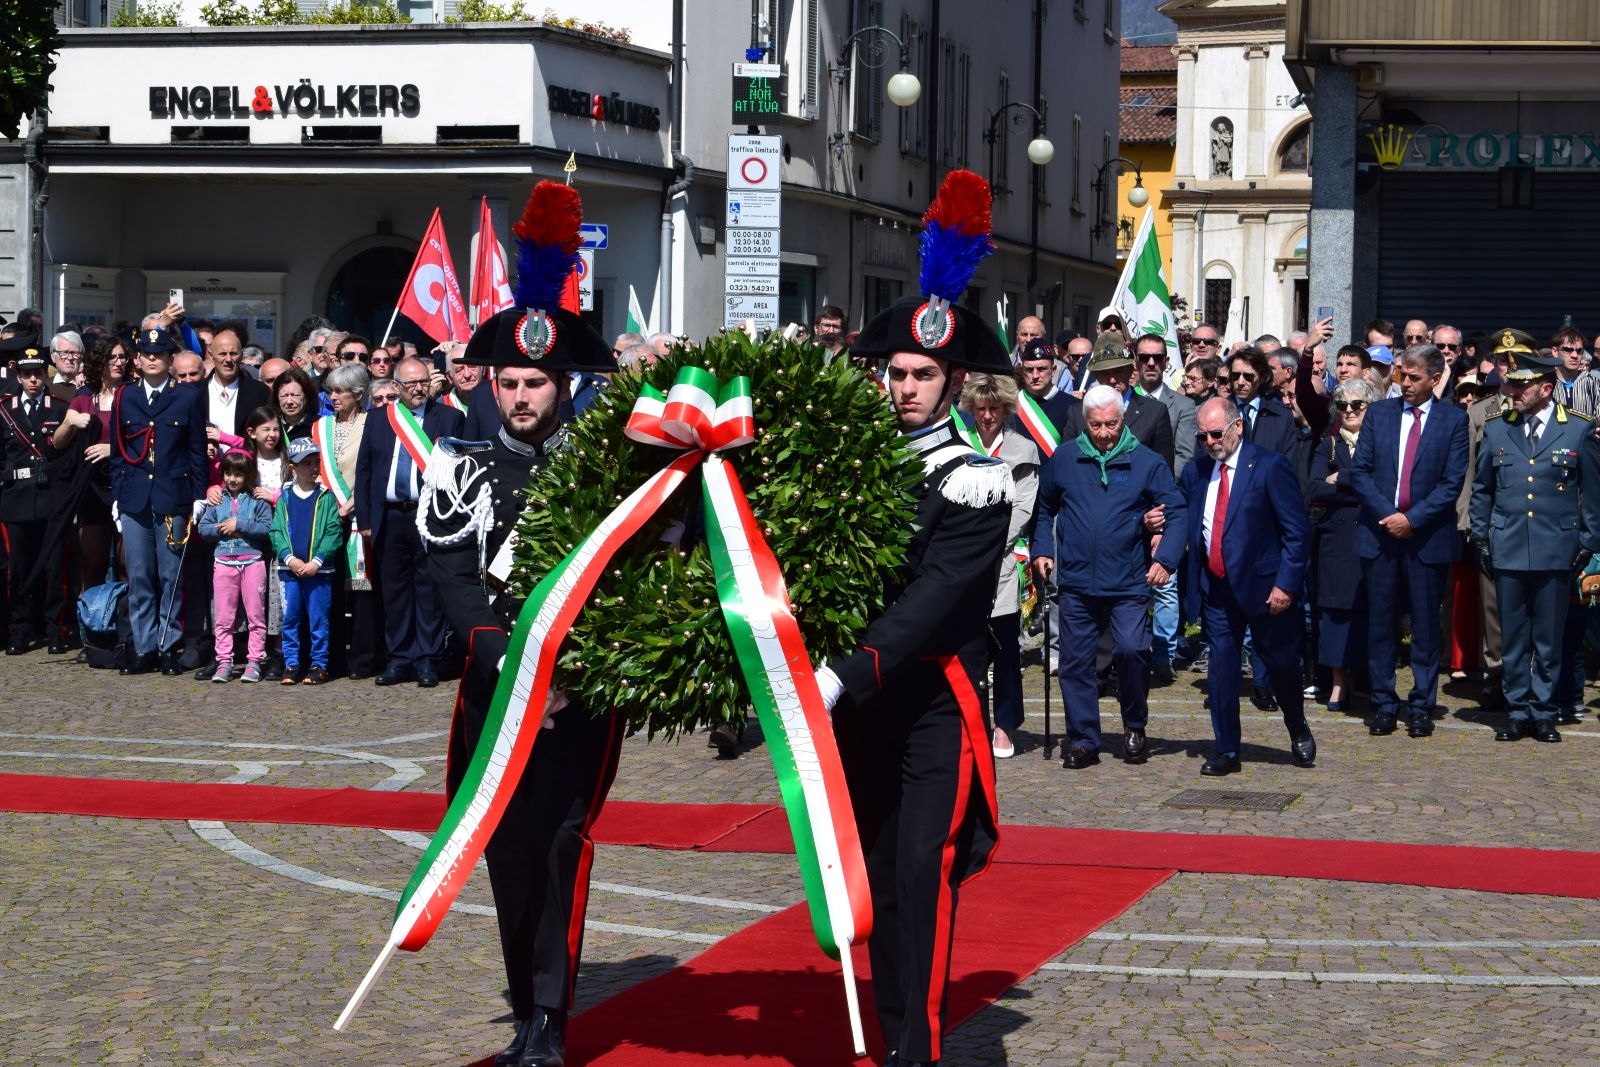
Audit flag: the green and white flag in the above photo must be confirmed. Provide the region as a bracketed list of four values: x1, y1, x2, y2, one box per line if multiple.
[627, 285, 650, 336]
[994, 298, 1009, 350]
[1110, 207, 1182, 390]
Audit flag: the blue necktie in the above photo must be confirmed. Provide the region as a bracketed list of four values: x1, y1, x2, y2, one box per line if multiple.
[1237, 401, 1254, 441]
[395, 438, 415, 501]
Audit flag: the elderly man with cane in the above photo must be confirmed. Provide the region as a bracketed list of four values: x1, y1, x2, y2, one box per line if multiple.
[1031, 384, 1186, 769]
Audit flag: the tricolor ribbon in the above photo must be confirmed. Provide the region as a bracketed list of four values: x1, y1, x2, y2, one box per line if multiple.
[311, 415, 365, 583]
[388, 403, 434, 474]
[442, 390, 468, 413]
[338, 367, 874, 1054]
[1017, 392, 1061, 458]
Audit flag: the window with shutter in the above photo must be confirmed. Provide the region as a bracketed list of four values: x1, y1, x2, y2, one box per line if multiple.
[851, 0, 886, 141]
[995, 71, 1011, 193]
[1072, 113, 1084, 213]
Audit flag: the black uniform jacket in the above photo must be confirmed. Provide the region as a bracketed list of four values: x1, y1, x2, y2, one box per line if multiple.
[0, 392, 71, 523]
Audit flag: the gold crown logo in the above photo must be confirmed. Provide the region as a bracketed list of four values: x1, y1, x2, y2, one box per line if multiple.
[1368, 123, 1413, 170]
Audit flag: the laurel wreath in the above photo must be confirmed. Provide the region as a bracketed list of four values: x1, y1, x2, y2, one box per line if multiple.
[509, 334, 920, 738]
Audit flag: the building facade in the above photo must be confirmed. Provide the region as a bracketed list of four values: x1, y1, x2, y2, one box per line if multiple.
[5, 2, 1122, 350]
[1287, 0, 1600, 342]
[1163, 0, 1312, 342]
[1118, 41, 1178, 278]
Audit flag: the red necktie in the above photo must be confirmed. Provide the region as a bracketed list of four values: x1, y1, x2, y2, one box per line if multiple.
[1398, 406, 1422, 511]
[1208, 464, 1230, 579]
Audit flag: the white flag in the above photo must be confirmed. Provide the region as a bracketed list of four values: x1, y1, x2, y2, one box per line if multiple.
[1110, 208, 1183, 390]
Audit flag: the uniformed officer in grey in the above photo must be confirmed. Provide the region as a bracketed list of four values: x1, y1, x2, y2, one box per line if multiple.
[1469, 334, 1600, 743]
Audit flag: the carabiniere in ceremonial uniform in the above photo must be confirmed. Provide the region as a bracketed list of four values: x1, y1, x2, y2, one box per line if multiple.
[418, 180, 621, 1067]
[0, 341, 73, 653]
[1469, 332, 1600, 743]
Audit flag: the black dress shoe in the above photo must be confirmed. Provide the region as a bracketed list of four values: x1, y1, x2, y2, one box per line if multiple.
[159, 651, 184, 676]
[1533, 722, 1563, 743]
[194, 660, 219, 681]
[494, 1015, 537, 1067]
[1063, 744, 1100, 769]
[5, 636, 29, 656]
[1481, 680, 1506, 711]
[1151, 659, 1175, 687]
[416, 665, 440, 688]
[1557, 708, 1581, 725]
[261, 656, 284, 682]
[1200, 752, 1241, 776]
[518, 1006, 566, 1067]
[120, 651, 159, 675]
[1406, 714, 1434, 738]
[1369, 713, 1397, 736]
[1494, 720, 1528, 742]
[708, 720, 744, 758]
[1122, 728, 1149, 764]
[375, 666, 415, 686]
[1250, 685, 1278, 711]
[1290, 729, 1317, 767]
[47, 637, 76, 655]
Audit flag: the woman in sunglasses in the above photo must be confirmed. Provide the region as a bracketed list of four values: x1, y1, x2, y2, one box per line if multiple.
[1307, 378, 1381, 713]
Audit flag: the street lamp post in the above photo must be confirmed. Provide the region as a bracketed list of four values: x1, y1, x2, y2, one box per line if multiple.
[828, 25, 921, 163]
[981, 101, 1054, 195]
[1091, 156, 1150, 256]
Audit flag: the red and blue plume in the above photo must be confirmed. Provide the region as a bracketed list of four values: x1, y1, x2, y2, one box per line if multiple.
[918, 169, 995, 303]
[511, 181, 584, 311]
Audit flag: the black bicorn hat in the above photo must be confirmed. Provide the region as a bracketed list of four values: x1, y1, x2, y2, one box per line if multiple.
[1, 332, 45, 368]
[849, 170, 1012, 375]
[456, 181, 617, 376]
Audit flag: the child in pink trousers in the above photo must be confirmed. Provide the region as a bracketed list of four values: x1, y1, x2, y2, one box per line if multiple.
[198, 450, 274, 682]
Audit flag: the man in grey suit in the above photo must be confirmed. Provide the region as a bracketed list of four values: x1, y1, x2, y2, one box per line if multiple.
[1134, 332, 1195, 682]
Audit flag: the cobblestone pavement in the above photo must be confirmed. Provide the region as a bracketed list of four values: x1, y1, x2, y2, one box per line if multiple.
[3, 650, 1599, 1065]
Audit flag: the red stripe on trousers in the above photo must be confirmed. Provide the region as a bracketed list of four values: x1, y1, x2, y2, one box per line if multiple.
[923, 705, 972, 1062]
[564, 708, 625, 1006]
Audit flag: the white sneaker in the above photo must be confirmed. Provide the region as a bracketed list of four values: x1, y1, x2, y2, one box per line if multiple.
[992, 729, 1015, 759]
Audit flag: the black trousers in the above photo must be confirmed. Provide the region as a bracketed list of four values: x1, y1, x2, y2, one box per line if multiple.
[834, 654, 997, 1063]
[376, 505, 445, 671]
[4, 519, 68, 641]
[448, 628, 624, 1018]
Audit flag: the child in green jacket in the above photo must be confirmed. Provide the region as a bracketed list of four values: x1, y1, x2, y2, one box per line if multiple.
[270, 438, 346, 685]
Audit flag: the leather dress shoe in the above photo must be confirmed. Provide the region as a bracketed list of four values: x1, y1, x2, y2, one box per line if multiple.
[1481, 680, 1506, 711]
[1250, 685, 1278, 711]
[1122, 727, 1149, 764]
[375, 666, 415, 686]
[159, 650, 184, 676]
[1494, 720, 1528, 742]
[1063, 744, 1099, 770]
[416, 664, 440, 688]
[708, 720, 745, 758]
[120, 651, 159, 675]
[194, 660, 219, 681]
[5, 635, 29, 656]
[47, 636, 77, 655]
[1533, 722, 1563, 743]
[1151, 659, 1175, 687]
[1200, 752, 1241, 776]
[495, 1016, 537, 1067]
[1290, 729, 1317, 767]
[1369, 713, 1397, 736]
[1557, 708, 1582, 725]
[517, 1006, 566, 1066]
[1406, 714, 1434, 738]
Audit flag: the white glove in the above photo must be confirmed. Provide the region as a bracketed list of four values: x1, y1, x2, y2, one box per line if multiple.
[192, 499, 206, 521]
[111, 501, 121, 533]
[814, 666, 844, 713]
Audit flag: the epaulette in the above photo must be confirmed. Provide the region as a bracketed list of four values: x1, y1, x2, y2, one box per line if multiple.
[1569, 408, 1593, 422]
[1486, 409, 1505, 420]
[938, 454, 1015, 508]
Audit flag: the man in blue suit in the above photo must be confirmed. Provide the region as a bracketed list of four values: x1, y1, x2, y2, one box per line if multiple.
[1349, 343, 1470, 737]
[109, 326, 210, 675]
[1226, 348, 1300, 460]
[355, 355, 466, 687]
[1180, 397, 1315, 775]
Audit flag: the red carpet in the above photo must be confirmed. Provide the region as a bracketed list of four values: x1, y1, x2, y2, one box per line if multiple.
[560, 862, 1170, 1065]
[0, 773, 772, 850]
[8, 773, 1600, 898]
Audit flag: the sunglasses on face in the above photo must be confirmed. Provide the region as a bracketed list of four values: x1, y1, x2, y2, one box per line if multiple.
[1137, 353, 1164, 364]
[1405, 334, 1427, 342]
[370, 355, 394, 364]
[1558, 345, 1586, 354]
[1196, 425, 1236, 441]
[1191, 338, 1219, 347]
[1230, 371, 1257, 381]
[1438, 343, 1460, 351]
[1333, 400, 1367, 411]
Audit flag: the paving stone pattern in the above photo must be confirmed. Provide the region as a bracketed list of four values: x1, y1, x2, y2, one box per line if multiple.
[2, 652, 1599, 1064]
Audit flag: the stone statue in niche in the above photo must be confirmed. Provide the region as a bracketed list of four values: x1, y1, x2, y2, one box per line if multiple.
[1211, 117, 1234, 178]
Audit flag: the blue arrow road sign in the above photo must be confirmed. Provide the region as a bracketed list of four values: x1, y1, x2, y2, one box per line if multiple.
[579, 223, 608, 249]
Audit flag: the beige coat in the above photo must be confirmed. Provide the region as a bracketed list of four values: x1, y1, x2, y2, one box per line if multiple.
[989, 429, 1040, 618]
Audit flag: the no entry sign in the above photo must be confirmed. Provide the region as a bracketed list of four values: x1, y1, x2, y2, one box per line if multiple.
[727, 134, 782, 191]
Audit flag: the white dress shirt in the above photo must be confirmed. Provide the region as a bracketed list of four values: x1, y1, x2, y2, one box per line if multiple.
[208, 375, 239, 432]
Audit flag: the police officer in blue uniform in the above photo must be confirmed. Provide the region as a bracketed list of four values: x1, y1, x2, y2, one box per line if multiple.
[109, 326, 210, 675]
[1469, 332, 1600, 743]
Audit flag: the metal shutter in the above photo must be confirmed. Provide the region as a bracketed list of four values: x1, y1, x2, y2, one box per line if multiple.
[1377, 170, 1600, 335]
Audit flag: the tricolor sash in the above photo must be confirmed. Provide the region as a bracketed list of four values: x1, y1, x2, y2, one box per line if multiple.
[1017, 392, 1061, 457]
[311, 415, 365, 584]
[388, 403, 433, 474]
[339, 367, 874, 1053]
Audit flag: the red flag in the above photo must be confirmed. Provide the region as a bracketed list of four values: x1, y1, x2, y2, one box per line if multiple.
[560, 255, 582, 314]
[470, 197, 514, 327]
[396, 208, 471, 344]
